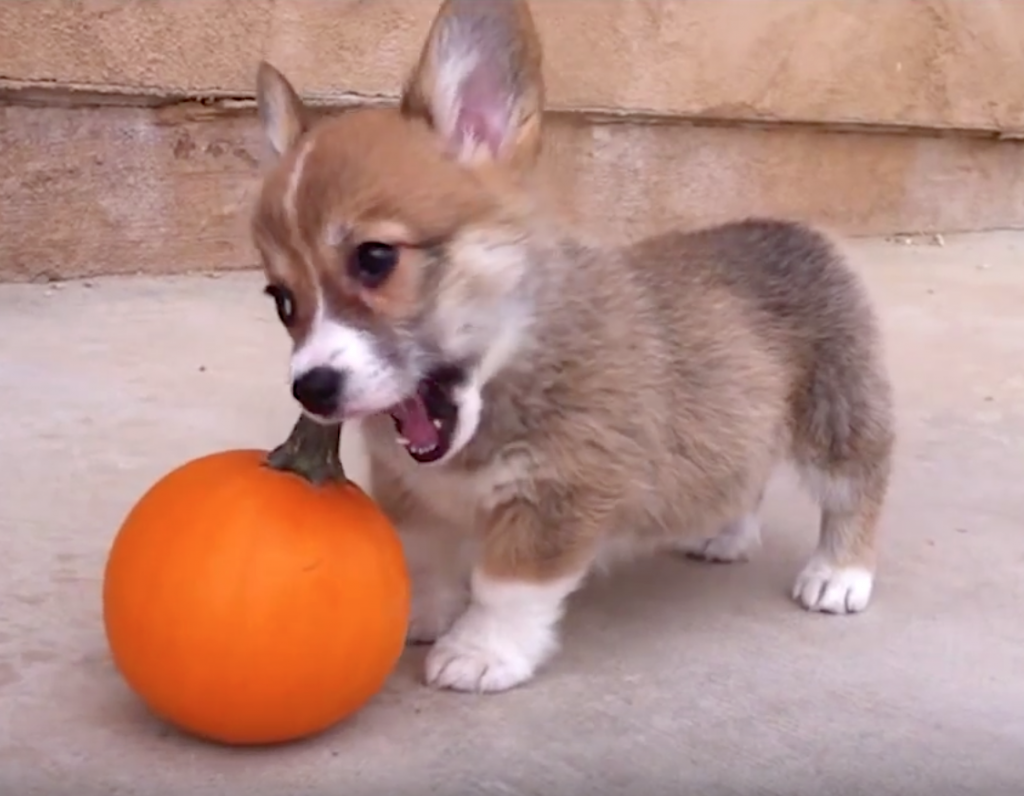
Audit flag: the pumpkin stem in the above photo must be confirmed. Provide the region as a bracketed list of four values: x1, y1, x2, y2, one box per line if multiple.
[265, 414, 346, 486]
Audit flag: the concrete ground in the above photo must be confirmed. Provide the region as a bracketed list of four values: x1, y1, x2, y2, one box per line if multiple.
[1, 231, 1022, 794]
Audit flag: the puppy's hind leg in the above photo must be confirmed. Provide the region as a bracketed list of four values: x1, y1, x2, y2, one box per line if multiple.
[791, 368, 895, 615]
[678, 486, 766, 564]
[792, 463, 890, 614]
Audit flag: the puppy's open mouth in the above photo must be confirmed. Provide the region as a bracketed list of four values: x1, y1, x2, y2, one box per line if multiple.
[388, 365, 464, 464]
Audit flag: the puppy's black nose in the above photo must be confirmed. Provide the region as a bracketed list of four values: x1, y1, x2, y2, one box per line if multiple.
[292, 367, 343, 416]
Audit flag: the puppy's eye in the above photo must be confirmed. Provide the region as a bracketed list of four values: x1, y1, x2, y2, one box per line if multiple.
[350, 241, 399, 289]
[263, 283, 296, 326]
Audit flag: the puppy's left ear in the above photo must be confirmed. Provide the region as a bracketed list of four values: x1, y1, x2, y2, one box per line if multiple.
[401, 0, 545, 171]
[255, 61, 308, 160]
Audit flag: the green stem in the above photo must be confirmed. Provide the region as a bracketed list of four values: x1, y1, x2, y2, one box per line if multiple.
[264, 414, 346, 486]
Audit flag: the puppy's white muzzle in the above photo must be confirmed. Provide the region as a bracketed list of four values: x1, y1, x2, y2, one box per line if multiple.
[290, 318, 407, 420]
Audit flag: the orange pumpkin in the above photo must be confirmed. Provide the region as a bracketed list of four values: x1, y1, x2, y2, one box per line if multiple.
[102, 420, 410, 746]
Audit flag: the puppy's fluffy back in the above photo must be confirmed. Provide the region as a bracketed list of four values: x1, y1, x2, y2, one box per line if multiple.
[456, 217, 892, 549]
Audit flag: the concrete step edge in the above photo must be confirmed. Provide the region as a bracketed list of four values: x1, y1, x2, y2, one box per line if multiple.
[4, 79, 1024, 142]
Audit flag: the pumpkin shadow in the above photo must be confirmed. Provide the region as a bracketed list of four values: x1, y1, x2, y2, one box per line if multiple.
[91, 677, 183, 742]
[96, 667, 398, 755]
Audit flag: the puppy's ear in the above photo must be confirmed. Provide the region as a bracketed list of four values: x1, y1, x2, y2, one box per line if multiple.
[255, 61, 308, 160]
[401, 0, 544, 170]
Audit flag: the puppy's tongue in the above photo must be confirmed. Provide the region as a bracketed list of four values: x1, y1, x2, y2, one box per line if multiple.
[391, 395, 439, 449]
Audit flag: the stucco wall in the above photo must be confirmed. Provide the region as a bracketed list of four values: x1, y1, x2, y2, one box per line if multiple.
[3, 0, 1024, 132]
[5, 102, 1024, 283]
[2, 0, 1024, 282]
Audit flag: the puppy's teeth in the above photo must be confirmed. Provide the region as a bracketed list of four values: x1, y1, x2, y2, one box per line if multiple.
[396, 436, 409, 446]
[432, 419, 442, 429]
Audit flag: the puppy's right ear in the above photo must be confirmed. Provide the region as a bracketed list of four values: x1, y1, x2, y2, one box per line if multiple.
[255, 61, 308, 160]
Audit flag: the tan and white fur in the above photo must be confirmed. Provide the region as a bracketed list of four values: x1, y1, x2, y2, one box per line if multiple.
[250, 0, 895, 693]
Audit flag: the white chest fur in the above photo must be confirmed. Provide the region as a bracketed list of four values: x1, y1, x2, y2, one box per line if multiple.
[342, 420, 533, 536]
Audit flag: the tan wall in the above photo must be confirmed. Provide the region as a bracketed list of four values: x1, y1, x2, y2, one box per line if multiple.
[3, 0, 1024, 132]
[3, 0, 1024, 282]
[5, 102, 1024, 283]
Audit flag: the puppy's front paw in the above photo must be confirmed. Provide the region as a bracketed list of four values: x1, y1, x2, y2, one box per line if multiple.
[792, 556, 874, 614]
[424, 604, 556, 693]
[679, 514, 761, 563]
[407, 575, 469, 645]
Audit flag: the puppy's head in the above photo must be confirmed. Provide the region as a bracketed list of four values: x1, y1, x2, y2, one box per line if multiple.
[251, 0, 546, 465]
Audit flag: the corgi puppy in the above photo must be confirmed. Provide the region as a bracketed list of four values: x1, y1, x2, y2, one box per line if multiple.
[250, 0, 895, 693]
